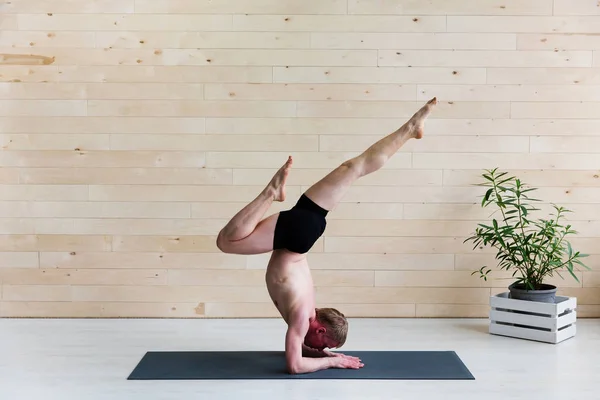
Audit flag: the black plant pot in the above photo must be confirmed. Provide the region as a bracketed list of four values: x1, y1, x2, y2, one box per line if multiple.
[508, 282, 557, 303]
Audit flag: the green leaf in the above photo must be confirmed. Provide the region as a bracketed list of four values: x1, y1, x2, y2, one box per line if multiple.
[520, 205, 528, 217]
[498, 177, 515, 185]
[482, 188, 493, 206]
[567, 262, 580, 283]
[573, 258, 591, 271]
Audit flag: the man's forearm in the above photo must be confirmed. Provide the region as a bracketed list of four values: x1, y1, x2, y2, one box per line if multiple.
[289, 355, 335, 374]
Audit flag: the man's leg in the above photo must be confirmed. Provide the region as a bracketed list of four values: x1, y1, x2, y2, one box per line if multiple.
[304, 98, 436, 211]
[216, 156, 292, 255]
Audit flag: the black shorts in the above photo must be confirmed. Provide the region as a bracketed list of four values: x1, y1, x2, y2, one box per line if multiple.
[273, 194, 328, 254]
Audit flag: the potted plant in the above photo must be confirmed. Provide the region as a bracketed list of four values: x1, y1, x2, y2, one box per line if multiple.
[464, 168, 590, 303]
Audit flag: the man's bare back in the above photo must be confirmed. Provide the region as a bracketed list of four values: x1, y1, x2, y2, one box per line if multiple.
[216, 98, 437, 374]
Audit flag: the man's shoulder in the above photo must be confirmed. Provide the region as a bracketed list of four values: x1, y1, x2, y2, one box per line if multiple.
[285, 304, 311, 331]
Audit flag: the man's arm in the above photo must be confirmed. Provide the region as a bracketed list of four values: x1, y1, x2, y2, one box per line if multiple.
[285, 321, 335, 374]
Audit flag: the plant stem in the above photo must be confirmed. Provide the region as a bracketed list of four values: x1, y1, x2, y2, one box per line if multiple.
[489, 175, 529, 280]
[535, 228, 568, 285]
[515, 185, 536, 280]
[534, 210, 565, 284]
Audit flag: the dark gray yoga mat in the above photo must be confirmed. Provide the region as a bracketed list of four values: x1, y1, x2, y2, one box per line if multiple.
[127, 351, 474, 380]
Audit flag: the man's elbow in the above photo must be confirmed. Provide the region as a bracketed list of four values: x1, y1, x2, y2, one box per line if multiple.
[286, 361, 303, 375]
[286, 364, 299, 375]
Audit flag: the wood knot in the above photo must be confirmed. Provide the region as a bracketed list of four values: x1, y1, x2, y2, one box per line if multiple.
[154, 50, 162, 55]
[284, 17, 290, 21]
[593, 174, 599, 178]
[74, 148, 81, 151]
[412, 18, 419, 22]
[206, 59, 212, 63]
[70, 252, 76, 255]
[47, 13, 53, 16]
[136, 59, 142, 64]
[452, 71, 458, 75]
[139, 40, 145, 44]
[541, 38, 548, 42]
[47, 33, 55, 38]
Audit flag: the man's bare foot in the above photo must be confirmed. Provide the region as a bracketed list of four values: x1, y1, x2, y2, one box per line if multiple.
[266, 156, 292, 202]
[407, 97, 436, 139]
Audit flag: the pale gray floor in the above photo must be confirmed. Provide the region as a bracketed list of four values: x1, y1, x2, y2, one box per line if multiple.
[0, 318, 598, 400]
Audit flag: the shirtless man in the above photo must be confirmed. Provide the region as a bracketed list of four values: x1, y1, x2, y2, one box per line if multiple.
[216, 98, 437, 374]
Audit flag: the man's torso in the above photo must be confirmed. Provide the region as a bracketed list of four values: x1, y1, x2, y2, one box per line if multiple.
[265, 249, 314, 324]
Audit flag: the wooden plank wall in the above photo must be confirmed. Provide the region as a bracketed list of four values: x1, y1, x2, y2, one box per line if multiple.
[0, 0, 599, 318]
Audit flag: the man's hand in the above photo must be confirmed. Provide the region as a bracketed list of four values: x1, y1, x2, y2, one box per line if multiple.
[330, 355, 364, 370]
[302, 346, 362, 366]
[323, 350, 363, 365]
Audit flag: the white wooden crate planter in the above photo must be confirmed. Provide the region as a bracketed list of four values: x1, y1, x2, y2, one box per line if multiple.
[489, 292, 577, 344]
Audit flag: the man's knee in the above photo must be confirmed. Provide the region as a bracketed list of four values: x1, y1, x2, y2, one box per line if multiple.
[216, 230, 231, 253]
[340, 158, 364, 177]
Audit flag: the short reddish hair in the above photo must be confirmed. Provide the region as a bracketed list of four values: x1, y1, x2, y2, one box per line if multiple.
[316, 307, 348, 347]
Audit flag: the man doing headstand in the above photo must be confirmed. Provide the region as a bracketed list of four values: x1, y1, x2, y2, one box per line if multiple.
[216, 98, 437, 374]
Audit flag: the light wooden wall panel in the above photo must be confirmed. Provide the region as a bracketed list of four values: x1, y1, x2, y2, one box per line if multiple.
[446, 16, 600, 33]
[1, 0, 598, 319]
[347, 0, 554, 16]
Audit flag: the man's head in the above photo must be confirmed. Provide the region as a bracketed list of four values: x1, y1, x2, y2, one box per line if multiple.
[304, 307, 348, 351]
